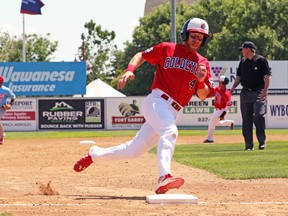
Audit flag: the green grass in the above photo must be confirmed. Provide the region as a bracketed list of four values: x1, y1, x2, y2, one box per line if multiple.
[172, 141, 288, 179]
[5, 128, 288, 139]
[5, 129, 288, 180]
[5, 130, 138, 139]
[0, 213, 12, 216]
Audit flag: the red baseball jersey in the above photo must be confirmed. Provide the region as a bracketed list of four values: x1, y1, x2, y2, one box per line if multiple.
[142, 42, 214, 107]
[213, 86, 232, 109]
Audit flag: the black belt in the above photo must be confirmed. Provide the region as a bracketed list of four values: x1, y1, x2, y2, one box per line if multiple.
[243, 87, 262, 91]
[161, 94, 182, 111]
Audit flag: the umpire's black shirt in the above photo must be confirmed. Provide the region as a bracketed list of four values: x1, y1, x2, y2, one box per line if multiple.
[237, 54, 271, 90]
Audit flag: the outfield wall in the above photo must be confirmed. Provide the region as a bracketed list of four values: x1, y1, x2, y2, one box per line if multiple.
[2, 95, 287, 131]
[1, 60, 287, 131]
[105, 95, 288, 129]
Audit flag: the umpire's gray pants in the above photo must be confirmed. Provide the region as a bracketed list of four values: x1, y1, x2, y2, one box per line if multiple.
[240, 88, 266, 149]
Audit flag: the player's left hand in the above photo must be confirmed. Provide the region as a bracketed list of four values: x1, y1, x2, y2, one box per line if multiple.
[260, 90, 267, 102]
[2, 104, 11, 110]
[197, 64, 207, 82]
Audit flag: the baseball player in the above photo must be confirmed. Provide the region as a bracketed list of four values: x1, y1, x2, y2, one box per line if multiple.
[74, 18, 214, 194]
[203, 76, 235, 143]
[0, 76, 16, 145]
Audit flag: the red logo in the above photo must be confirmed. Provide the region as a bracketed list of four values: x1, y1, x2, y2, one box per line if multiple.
[201, 23, 206, 30]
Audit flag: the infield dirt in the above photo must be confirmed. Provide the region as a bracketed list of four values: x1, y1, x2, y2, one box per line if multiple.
[0, 134, 287, 216]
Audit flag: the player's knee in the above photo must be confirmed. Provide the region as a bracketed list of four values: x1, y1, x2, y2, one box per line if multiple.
[124, 137, 150, 157]
[159, 128, 178, 148]
[253, 114, 264, 124]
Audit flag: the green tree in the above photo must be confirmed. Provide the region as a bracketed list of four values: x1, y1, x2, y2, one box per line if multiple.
[77, 20, 117, 84]
[113, 0, 288, 95]
[0, 31, 58, 62]
[190, 0, 288, 60]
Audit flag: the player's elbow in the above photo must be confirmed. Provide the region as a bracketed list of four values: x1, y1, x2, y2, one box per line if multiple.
[197, 88, 212, 100]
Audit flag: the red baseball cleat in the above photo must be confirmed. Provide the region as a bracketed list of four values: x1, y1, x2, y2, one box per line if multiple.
[73, 146, 102, 172]
[73, 155, 93, 172]
[155, 174, 185, 194]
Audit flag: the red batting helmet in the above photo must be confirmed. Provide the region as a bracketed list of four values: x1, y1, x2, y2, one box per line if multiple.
[0, 76, 4, 83]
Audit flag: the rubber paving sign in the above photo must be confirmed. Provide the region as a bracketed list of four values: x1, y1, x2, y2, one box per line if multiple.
[38, 99, 104, 130]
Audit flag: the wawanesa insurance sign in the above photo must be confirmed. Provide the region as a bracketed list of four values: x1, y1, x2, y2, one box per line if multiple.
[0, 62, 86, 96]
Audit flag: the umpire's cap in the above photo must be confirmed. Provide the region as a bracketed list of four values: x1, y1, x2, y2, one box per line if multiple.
[219, 75, 229, 85]
[239, 41, 256, 50]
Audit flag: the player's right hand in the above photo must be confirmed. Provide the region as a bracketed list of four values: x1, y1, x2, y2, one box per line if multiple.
[117, 71, 135, 90]
[197, 64, 207, 82]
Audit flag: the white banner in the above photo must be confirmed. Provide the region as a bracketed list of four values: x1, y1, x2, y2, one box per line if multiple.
[1, 98, 37, 131]
[106, 97, 146, 130]
[177, 96, 242, 128]
[210, 61, 288, 93]
[267, 95, 288, 128]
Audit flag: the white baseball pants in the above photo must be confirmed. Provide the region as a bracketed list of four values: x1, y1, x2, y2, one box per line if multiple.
[89, 88, 180, 177]
[207, 108, 235, 141]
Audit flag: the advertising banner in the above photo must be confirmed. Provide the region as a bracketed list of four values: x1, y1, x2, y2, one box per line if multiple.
[106, 96, 242, 130]
[38, 99, 104, 130]
[0, 62, 86, 96]
[106, 97, 145, 130]
[177, 96, 242, 128]
[210, 61, 288, 94]
[1, 98, 37, 131]
[267, 95, 288, 128]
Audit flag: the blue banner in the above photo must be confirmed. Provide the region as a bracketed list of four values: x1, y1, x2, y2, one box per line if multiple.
[20, 0, 45, 15]
[0, 62, 86, 96]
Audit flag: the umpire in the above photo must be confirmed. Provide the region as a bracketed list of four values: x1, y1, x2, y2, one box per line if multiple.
[231, 41, 271, 150]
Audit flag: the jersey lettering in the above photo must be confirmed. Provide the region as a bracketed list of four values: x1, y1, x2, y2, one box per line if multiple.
[164, 57, 198, 75]
[189, 79, 196, 90]
[144, 47, 153, 53]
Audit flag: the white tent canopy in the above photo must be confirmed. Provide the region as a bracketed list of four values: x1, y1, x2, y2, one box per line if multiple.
[74, 78, 126, 97]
